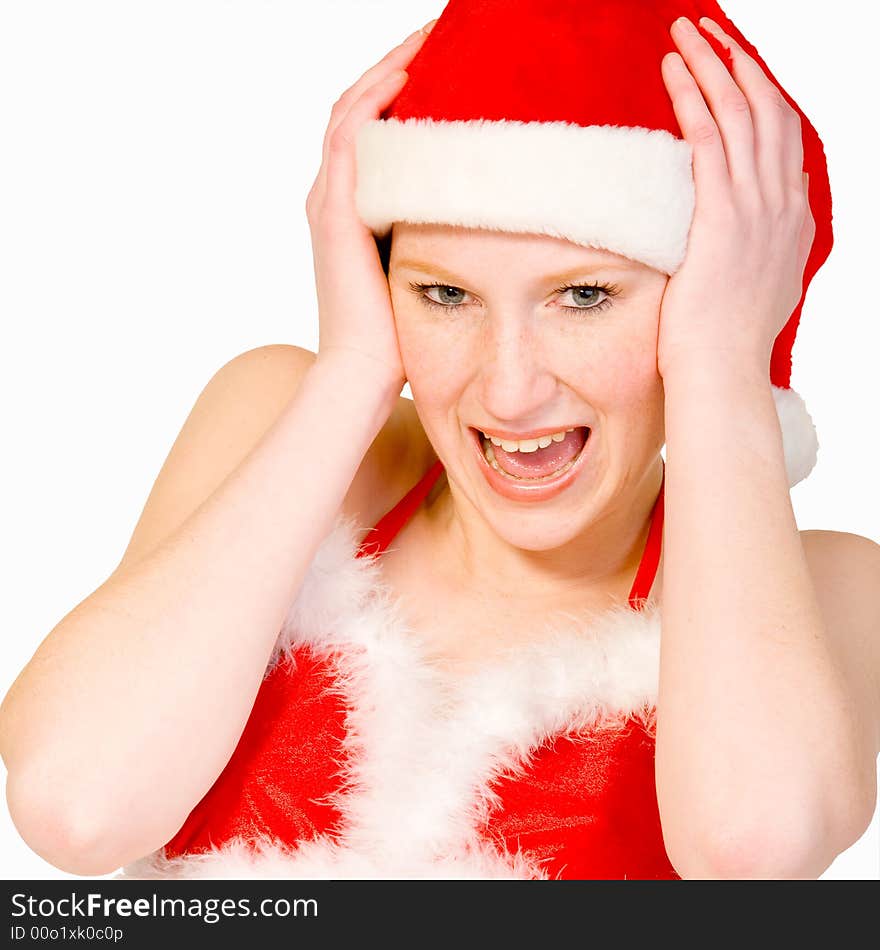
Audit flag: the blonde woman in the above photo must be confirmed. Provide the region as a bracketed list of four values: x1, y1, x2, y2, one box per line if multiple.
[2, 1, 877, 880]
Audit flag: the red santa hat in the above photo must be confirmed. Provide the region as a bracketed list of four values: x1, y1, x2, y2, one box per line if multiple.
[354, 0, 833, 488]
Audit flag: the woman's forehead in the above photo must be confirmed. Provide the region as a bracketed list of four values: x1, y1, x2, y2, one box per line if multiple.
[389, 222, 650, 274]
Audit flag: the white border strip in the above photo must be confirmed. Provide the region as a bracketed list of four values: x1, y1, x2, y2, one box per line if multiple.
[355, 117, 695, 275]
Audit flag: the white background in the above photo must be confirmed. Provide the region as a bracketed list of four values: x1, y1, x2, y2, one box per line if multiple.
[1, 0, 876, 880]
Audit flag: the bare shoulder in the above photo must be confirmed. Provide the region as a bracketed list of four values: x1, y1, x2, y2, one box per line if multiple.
[113, 343, 434, 575]
[800, 528, 880, 581]
[800, 529, 880, 756]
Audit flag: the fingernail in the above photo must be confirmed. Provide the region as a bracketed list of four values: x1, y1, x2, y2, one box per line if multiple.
[675, 16, 697, 34]
[420, 18, 438, 35]
[664, 51, 687, 72]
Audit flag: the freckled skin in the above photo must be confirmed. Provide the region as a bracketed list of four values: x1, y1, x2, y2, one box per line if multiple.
[386, 221, 668, 596]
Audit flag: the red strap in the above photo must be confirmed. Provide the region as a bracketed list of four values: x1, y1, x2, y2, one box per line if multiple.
[357, 459, 445, 560]
[628, 459, 665, 610]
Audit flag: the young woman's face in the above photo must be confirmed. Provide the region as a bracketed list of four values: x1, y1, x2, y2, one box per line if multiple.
[387, 222, 668, 549]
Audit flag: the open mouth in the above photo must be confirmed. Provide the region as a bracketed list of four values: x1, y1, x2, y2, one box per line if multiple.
[470, 426, 591, 483]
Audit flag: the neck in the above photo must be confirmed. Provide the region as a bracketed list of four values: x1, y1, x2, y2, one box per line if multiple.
[423, 455, 665, 606]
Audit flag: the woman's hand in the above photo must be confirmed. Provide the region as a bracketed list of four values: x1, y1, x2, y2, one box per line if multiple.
[306, 19, 436, 388]
[656, 15, 816, 381]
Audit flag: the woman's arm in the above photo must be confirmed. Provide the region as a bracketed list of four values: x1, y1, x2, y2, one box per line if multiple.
[653, 15, 878, 879]
[657, 359, 878, 879]
[0, 351, 400, 876]
[1, 23, 430, 877]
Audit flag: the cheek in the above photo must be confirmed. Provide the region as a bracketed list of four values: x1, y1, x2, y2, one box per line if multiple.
[571, 324, 662, 416]
[393, 311, 471, 406]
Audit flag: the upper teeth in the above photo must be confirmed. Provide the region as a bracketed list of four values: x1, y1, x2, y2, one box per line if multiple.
[481, 427, 576, 453]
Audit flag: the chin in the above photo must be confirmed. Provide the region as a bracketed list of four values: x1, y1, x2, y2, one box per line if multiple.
[479, 503, 596, 552]
[502, 528, 584, 554]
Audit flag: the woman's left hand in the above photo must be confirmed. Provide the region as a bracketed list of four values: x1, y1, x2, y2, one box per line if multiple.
[656, 15, 816, 381]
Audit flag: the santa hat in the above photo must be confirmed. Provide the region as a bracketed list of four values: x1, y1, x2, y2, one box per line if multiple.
[354, 0, 833, 489]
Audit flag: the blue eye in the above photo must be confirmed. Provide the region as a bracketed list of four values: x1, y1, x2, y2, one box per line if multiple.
[416, 284, 470, 309]
[408, 280, 620, 315]
[556, 282, 615, 312]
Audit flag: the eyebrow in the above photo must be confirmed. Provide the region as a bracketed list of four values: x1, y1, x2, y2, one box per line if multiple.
[392, 259, 636, 284]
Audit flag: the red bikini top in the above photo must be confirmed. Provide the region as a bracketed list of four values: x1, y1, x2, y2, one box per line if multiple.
[152, 455, 673, 880]
[356, 457, 665, 608]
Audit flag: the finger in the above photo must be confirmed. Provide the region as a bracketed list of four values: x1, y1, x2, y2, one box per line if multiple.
[320, 24, 433, 180]
[698, 16, 804, 202]
[670, 17, 757, 192]
[323, 69, 411, 217]
[328, 20, 435, 143]
[660, 50, 731, 206]
[310, 21, 434, 210]
[796, 173, 816, 275]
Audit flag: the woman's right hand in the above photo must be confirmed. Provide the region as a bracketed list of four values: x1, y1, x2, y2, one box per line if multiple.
[305, 19, 436, 391]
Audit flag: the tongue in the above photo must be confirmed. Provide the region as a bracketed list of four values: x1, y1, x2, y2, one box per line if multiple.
[493, 428, 587, 479]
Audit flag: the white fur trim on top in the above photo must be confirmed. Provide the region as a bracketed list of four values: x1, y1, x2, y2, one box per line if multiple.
[116, 514, 662, 880]
[355, 117, 695, 275]
[771, 385, 818, 487]
[114, 380, 813, 881]
[116, 832, 547, 881]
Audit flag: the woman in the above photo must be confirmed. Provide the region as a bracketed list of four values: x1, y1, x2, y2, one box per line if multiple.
[1, 1, 877, 880]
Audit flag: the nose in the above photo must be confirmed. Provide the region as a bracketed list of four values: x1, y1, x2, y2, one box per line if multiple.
[477, 319, 558, 423]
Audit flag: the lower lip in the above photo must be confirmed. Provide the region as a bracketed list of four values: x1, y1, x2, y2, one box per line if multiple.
[469, 427, 594, 503]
